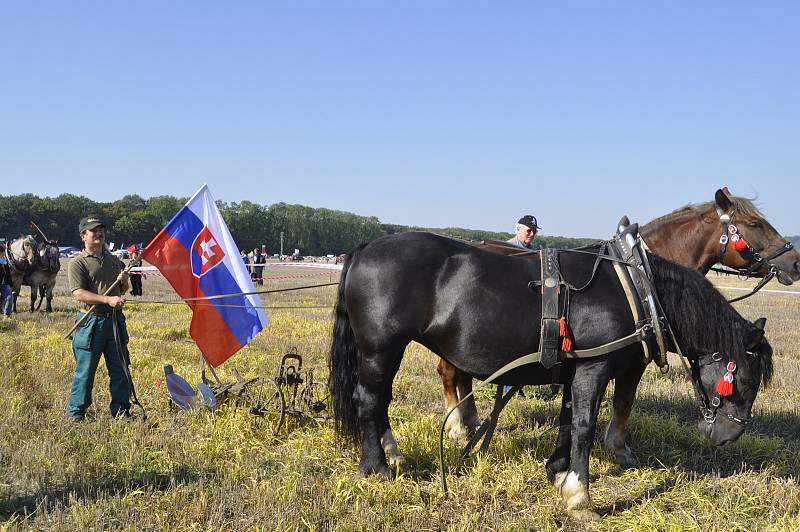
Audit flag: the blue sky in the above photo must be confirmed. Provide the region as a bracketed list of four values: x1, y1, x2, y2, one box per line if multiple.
[1, 2, 798, 237]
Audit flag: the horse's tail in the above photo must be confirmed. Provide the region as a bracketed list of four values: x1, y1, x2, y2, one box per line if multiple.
[328, 243, 368, 443]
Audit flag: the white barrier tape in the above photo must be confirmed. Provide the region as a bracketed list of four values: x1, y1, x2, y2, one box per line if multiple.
[129, 263, 344, 272]
[717, 286, 800, 296]
[265, 262, 344, 271]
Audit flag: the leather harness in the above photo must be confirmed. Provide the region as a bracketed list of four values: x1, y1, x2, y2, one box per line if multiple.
[538, 248, 562, 371]
[439, 222, 671, 494]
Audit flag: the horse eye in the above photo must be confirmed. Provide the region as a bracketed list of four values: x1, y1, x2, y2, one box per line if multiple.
[747, 221, 760, 228]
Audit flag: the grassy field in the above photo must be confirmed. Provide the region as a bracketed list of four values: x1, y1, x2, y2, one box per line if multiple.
[1, 263, 799, 530]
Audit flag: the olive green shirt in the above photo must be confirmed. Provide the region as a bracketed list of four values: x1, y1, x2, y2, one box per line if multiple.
[68, 249, 126, 312]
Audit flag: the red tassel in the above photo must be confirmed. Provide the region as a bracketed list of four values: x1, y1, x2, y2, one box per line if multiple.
[731, 238, 748, 252]
[716, 374, 734, 396]
[562, 335, 573, 352]
[559, 316, 574, 352]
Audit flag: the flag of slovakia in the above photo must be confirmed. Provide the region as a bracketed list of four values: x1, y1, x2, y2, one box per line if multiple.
[142, 185, 268, 366]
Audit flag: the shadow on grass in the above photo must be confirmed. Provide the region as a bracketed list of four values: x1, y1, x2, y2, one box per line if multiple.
[633, 390, 800, 442]
[438, 389, 800, 479]
[595, 476, 679, 517]
[0, 466, 197, 520]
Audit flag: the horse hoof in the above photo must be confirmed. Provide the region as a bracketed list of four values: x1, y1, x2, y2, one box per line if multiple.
[569, 509, 601, 522]
[355, 463, 393, 480]
[386, 452, 406, 469]
[616, 446, 637, 470]
[446, 424, 471, 444]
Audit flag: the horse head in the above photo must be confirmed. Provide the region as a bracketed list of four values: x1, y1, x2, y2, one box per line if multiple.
[38, 240, 61, 273]
[692, 317, 773, 446]
[715, 187, 800, 285]
[8, 235, 39, 272]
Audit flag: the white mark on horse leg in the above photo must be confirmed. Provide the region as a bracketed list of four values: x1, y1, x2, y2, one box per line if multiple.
[444, 407, 470, 442]
[381, 429, 405, 468]
[558, 471, 592, 511]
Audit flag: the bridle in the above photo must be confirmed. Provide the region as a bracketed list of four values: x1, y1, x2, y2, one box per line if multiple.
[39, 242, 61, 273]
[715, 206, 795, 303]
[687, 349, 760, 427]
[5, 237, 38, 272]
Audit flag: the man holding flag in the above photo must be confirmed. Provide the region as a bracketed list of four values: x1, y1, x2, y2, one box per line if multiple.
[142, 185, 268, 367]
[67, 216, 132, 422]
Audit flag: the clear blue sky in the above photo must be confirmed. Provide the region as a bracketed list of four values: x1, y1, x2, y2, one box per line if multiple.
[1, 2, 798, 237]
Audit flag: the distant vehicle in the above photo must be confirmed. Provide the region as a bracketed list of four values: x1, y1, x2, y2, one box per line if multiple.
[59, 246, 81, 257]
[113, 250, 130, 259]
[291, 254, 304, 261]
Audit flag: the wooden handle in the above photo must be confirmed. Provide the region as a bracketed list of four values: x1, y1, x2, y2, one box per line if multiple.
[64, 263, 134, 339]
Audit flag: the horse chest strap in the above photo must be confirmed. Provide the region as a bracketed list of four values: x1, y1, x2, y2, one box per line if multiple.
[540, 248, 562, 369]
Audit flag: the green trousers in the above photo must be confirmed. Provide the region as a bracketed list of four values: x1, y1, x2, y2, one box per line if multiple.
[67, 312, 131, 419]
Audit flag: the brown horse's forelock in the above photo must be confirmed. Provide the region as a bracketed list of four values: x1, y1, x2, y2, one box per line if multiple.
[644, 195, 767, 231]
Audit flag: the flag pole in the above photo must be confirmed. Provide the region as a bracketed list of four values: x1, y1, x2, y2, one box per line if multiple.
[199, 351, 223, 385]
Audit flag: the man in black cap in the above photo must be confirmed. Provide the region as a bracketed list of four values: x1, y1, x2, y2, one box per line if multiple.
[66, 215, 132, 421]
[506, 215, 553, 398]
[507, 214, 541, 250]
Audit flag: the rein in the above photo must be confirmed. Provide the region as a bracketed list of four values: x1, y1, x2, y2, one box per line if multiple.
[111, 308, 147, 419]
[438, 326, 652, 495]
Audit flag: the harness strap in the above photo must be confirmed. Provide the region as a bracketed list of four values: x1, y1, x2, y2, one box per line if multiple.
[539, 249, 561, 370]
[609, 222, 669, 368]
[439, 326, 650, 495]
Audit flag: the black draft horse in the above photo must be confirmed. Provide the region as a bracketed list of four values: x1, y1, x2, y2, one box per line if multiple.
[329, 232, 773, 520]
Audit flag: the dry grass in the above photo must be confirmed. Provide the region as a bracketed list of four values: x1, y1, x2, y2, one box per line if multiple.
[0, 263, 799, 530]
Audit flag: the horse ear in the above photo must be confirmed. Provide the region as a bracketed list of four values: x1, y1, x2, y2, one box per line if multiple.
[715, 188, 733, 211]
[745, 318, 767, 348]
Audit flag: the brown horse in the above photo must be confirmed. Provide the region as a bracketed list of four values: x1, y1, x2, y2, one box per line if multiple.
[435, 188, 799, 466]
[7, 236, 61, 312]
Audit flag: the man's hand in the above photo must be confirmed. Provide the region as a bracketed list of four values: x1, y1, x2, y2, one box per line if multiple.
[106, 295, 125, 309]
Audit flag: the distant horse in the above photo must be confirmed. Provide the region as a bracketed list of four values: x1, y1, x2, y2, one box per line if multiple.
[328, 232, 773, 520]
[438, 188, 799, 468]
[7, 236, 61, 312]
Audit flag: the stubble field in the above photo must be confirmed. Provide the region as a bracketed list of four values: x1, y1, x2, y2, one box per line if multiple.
[0, 262, 798, 531]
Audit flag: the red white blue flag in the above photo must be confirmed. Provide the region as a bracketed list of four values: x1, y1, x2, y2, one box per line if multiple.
[142, 185, 268, 366]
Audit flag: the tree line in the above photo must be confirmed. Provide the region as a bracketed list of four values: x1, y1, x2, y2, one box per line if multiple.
[0, 193, 597, 255]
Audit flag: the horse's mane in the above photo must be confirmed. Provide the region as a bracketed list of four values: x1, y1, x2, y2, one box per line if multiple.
[644, 196, 764, 229]
[648, 253, 773, 384]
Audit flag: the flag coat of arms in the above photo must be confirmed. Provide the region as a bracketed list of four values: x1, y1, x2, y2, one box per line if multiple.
[142, 185, 268, 366]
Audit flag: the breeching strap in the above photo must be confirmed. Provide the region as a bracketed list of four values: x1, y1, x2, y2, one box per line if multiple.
[438, 326, 652, 496]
